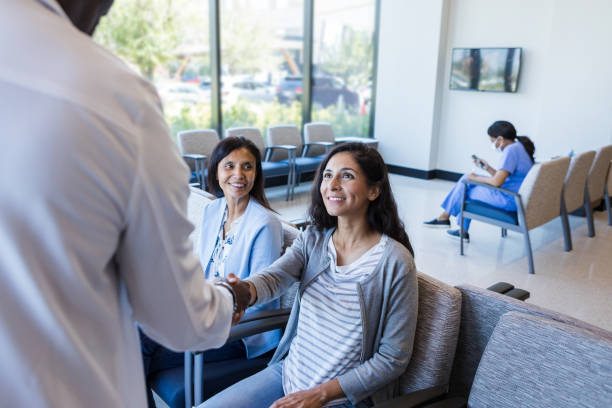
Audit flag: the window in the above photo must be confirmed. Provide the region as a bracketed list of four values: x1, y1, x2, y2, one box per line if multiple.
[311, 0, 376, 138]
[219, 0, 304, 139]
[95, 0, 379, 143]
[95, 0, 211, 141]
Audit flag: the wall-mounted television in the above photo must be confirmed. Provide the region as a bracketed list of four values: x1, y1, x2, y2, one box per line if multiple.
[450, 47, 522, 93]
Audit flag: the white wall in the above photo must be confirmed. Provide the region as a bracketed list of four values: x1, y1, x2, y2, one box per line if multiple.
[375, 0, 447, 171]
[376, 0, 612, 174]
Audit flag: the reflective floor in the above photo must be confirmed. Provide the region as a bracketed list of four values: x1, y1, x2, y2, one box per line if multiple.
[267, 174, 612, 332]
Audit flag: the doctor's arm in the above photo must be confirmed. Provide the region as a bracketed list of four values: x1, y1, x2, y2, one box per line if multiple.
[116, 100, 236, 352]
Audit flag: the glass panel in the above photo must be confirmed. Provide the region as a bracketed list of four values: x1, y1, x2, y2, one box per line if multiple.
[312, 0, 375, 138]
[220, 0, 304, 140]
[95, 0, 211, 142]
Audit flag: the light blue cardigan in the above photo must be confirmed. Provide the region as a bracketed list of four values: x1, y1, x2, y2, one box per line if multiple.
[199, 196, 283, 358]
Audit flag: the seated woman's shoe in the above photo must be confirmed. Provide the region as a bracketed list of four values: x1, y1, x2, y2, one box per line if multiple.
[423, 218, 451, 228]
[446, 229, 469, 242]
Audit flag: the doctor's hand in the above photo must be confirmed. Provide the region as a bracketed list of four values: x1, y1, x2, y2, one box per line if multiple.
[222, 274, 251, 324]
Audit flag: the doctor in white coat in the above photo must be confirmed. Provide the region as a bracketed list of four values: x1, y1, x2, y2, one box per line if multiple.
[0, 0, 249, 406]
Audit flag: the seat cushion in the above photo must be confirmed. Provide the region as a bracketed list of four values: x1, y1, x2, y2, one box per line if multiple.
[189, 169, 208, 183]
[464, 200, 518, 225]
[261, 161, 290, 177]
[468, 312, 612, 408]
[150, 351, 274, 408]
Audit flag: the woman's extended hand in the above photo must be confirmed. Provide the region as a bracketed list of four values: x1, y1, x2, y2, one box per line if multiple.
[269, 389, 324, 408]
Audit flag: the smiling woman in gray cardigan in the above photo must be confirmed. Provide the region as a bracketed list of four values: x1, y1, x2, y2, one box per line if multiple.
[202, 143, 417, 408]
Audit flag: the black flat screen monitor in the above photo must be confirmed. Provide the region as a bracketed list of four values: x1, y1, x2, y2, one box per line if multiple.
[450, 47, 522, 92]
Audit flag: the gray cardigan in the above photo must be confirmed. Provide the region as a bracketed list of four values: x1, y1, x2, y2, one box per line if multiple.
[246, 226, 418, 406]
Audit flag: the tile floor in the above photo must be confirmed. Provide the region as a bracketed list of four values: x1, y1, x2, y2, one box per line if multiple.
[266, 174, 612, 332]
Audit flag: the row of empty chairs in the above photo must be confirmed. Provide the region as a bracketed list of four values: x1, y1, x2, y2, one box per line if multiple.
[460, 145, 612, 274]
[177, 123, 377, 200]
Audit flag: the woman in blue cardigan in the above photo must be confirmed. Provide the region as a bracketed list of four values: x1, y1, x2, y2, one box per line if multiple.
[140, 136, 283, 406]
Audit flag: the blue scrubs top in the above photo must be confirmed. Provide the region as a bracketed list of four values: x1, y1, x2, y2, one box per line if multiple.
[498, 142, 533, 193]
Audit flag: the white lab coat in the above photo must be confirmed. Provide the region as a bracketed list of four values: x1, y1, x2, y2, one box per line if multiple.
[0, 1, 233, 406]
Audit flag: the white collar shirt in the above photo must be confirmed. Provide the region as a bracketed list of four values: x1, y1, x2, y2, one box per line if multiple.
[0, 1, 232, 406]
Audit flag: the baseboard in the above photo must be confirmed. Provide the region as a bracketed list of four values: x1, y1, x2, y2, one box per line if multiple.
[387, 165, 462, 181]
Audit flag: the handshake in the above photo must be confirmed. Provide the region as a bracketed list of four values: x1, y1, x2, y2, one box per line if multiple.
[215, 273, 256, 325]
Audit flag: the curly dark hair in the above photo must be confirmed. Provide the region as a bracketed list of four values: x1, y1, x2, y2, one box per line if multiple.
[308, 143, 414, 257]
[207, 136, 273, 212]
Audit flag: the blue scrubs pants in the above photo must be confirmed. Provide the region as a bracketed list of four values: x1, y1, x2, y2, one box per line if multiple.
[441, 175, 516, 231]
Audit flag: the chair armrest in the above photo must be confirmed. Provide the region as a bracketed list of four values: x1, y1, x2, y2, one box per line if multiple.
[183, 154, 207, 161]
[192, 309, 291, 355]
[504, 288, 530, 301]
[265, 145, 296, 161]
[462, 179, 519, 198]
[374, 385, 449, 408]
[227, 314, 289, 343]
[487, 282, 514, 294]
[303, 141, 334, 156]
[487, 282, 530, 301]
[237, 308, 291, 324]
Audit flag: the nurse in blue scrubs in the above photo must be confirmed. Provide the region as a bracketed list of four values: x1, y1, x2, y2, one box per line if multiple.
[424, 121, 535, 241]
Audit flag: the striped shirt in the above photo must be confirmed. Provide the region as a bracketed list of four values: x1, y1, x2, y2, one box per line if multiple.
[282, 234, 388, 407]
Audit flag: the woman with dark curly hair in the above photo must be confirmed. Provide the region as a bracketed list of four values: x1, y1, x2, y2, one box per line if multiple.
[200, 143, 418, 408]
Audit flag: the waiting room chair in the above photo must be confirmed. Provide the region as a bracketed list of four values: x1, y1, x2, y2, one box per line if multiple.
[303, 122, 378, 157]
[267, 124, 325, 197]
[459, 156, 571, 274]
[379, 284, 611, 408]
[559, 150, 596, 251]
[225, 127, 296, 201]
[178, 129, 220, 190]
[582, 144, 612, 235]
[303, 122, 336, 157]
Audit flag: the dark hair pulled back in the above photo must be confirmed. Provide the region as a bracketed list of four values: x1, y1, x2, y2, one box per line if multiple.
[487, 120, 535, 163]
[308, 143, 414, 257]
[207, 136, 274, 212]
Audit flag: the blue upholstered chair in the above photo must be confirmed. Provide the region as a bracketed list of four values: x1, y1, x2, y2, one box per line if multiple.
[225, 127, 296, 201]
[267, 124, 326, 199]
[459, 156, 571, 274]
[177, 129, 220, 190]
